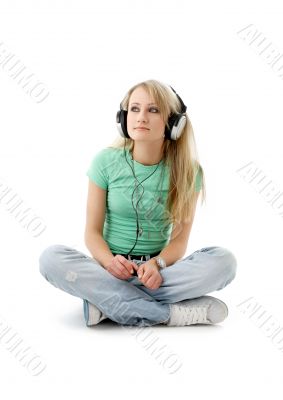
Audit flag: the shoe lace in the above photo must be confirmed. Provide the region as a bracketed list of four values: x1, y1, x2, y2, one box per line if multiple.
[178, 305, 209, 325]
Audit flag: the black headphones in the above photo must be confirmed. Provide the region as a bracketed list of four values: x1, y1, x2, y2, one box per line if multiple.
[116, 85, 187, 141]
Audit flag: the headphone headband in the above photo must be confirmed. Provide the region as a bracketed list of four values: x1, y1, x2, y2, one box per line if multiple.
[168, 86, 187, 114]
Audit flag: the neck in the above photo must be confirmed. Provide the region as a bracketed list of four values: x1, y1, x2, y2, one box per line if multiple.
[131, 140, 165, 166]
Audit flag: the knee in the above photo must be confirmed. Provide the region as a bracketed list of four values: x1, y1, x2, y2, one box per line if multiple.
[215, 247, 237, 282]
[39, 244, 66, 278]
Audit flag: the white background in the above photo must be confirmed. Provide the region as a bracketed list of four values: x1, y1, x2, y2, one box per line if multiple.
[0, 0, 283, 398]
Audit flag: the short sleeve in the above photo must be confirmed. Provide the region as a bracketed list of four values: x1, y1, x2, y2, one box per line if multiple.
[195, 166, 203, 192]
[86, 149, 108, 190]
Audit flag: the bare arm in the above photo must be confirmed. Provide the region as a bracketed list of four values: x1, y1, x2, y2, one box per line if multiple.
[154, 191, 201, 267]
[84, 179, 114, 268]
[85, 231, 114, 269]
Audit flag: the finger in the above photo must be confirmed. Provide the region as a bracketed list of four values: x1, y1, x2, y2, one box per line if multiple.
[129, 261, 140, 274]
[107, 268, 125, 280]
[146, 275, 157, 287]
[131, 263, 139, 276]
[115, 256, 132, 272]
[115, 260, 135, 279]
[131, 262, 139, 272]
[145, 279, 160, 290]
[146, 272, 161, 287]
[118, 266, 132, 279]
[153, 277, 163, 289]
[119, 256, 136, 275]
[111, 257, 131, 279]
[113, 261, 131, 279]
[148, 283, 160, 290]
[137, 265, 144, 279]
[128, 262, 138, 274]
[140, 269, 153, 283]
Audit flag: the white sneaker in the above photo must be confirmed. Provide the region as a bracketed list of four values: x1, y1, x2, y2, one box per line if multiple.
[166, 295, 228, 326]
[83, 300, 108, 326]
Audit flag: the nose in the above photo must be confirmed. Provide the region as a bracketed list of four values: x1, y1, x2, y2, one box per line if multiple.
[137, 108, 148, 123]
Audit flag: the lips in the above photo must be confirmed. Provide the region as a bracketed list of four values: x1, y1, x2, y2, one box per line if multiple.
[135, 127, 149, 130]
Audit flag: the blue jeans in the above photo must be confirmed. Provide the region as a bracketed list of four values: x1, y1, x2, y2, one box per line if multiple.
[38, 245, 237, 327]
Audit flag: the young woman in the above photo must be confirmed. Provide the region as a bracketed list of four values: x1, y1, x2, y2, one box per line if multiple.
[39, 79, 237, 327]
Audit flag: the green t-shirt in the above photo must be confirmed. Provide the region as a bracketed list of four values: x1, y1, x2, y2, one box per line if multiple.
[86, 147, 202, 255]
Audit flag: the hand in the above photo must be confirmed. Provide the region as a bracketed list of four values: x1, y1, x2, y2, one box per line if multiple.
[137, 259, 163, 290]
[105, 255, 139, 280]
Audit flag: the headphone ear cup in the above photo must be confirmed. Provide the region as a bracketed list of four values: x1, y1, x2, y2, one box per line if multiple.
[171, 114, 187, 141]
[166, 114, 178, 140]
[116, 109, 129, 138]
[166, 113, 186, 141]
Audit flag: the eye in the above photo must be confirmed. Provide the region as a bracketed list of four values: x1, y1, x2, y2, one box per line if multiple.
[130, 106, 159, 113]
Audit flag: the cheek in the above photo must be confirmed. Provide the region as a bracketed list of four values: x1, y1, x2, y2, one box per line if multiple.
[156, 119, 165, 130]
[127, 115, 134, 126]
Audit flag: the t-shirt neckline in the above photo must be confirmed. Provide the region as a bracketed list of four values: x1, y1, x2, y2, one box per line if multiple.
[125, 148, 164, 168]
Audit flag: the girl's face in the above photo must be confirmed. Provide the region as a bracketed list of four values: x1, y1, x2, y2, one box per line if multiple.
[126, 86, 166, 141]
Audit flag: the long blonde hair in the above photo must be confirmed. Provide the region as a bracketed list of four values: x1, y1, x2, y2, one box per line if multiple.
[108, 79, 206, 228]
